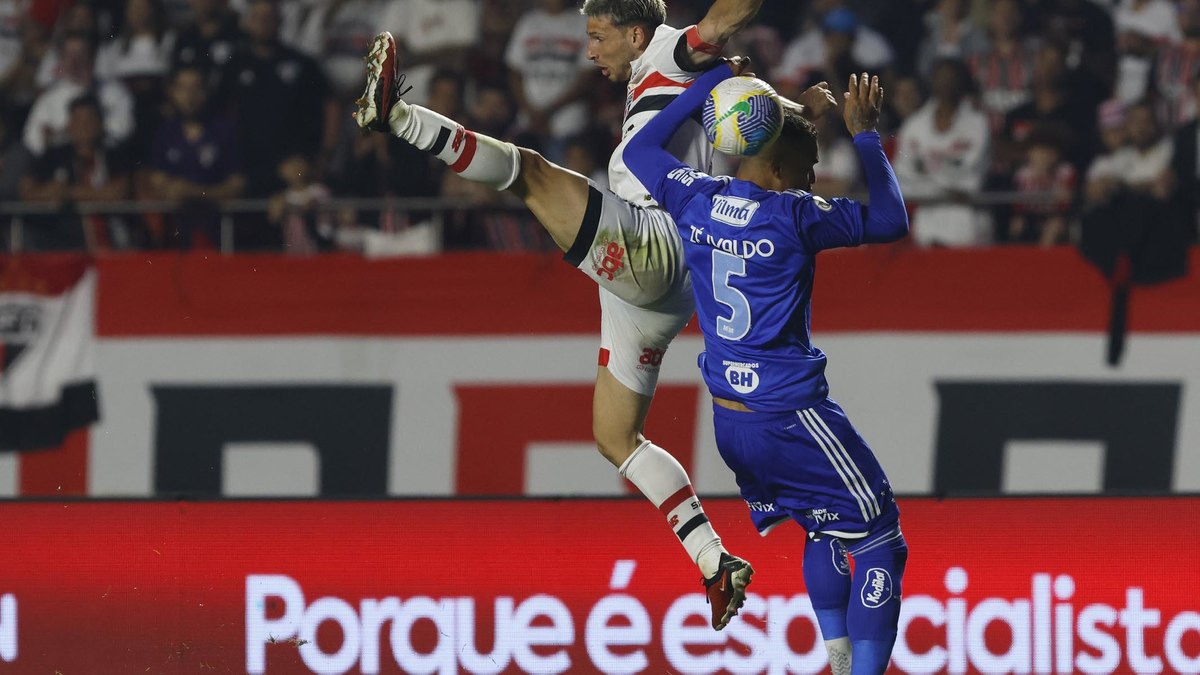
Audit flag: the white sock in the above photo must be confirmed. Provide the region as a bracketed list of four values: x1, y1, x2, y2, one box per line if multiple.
[826, 637, 852, 675]
[619, 440, 725, 578]
[388, 101, 520, 190]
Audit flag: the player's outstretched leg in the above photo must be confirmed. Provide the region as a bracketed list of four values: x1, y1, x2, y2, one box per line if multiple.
[595, 367, 751, 630]
[355, 31, 590, 251]
[804, 536, 854, 675]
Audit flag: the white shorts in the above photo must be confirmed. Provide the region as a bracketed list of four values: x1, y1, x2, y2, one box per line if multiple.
[563, 184, 694, 396]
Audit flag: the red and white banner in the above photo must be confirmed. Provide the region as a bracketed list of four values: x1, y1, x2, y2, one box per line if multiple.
[0, 256, 97, 483]
[2, 248, 1199, 497]
[0, 497, 1197, 673]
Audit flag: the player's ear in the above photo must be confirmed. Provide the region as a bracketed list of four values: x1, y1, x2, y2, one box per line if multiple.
[628, 23, 651, 50]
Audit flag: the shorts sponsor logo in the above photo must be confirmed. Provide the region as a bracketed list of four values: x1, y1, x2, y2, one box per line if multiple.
[594, 241, 626, 281]
[746, 501, 776, 512]
[832, 540, 850, 576]
[638, 348, 664, 367]
[710, 195, 760, 227]
[809, 508, 841, 524]
[861, 567, 893, 608]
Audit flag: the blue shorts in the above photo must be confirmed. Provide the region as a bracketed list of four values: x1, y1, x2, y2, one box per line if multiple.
[712, 397, 900, 540]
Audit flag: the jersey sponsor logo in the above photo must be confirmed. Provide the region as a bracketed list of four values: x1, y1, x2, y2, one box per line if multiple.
[746, 500, 776, 512]
[710, 195, 760, 227]
[861, 567, 894, 608]
[723, 360, 759, 394]
[593, 241, 626, 281]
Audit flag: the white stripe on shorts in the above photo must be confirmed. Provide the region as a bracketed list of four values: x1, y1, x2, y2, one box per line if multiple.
[797, 410, 873, 522]
[806, 409, 881, 519]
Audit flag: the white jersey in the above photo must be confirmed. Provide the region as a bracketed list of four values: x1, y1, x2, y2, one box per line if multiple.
[608, 23, 713, 206]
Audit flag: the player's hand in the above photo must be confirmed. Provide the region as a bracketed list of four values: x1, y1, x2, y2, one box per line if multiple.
[843, 72, 882, 136]
[723, 55, 752, 77]
[797, 81, 837, 121]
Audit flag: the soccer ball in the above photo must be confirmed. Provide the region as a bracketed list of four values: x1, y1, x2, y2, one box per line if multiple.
[702, 76, 784, 157]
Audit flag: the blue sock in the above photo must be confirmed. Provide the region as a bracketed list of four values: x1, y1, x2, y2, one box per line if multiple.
[846, 526, 909, 675]
[852, 640, 895, 675]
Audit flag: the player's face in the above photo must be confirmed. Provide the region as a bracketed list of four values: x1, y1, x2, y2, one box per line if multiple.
[586, 15, 639, 82]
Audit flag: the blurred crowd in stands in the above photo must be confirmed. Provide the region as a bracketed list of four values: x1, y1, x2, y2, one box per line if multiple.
[0, 0, 1197, 255]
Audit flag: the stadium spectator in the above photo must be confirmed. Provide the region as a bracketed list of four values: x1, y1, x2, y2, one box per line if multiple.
[379, 0, 480, 104]
[147, 64, 243, 247]
[22, 30, 135, 156]
[268, 153, 333, 254]
[33, 2, 99, 89]
[969, 0, 1035, 132]
[217, 0, 331, 198]
[170, 0, 240, 85]
[773, 5, 893, 96]
[809, 111, 859, 198]
[1113, 0, 1180, 104]
[504, 0, 591, 163]
[0, 0, 26, 80]
[1151, 0, 1200, 129]
[893, 58, 990, 246]
[1003, 41, 1093, 171]
[1039, 0, 1117, 108]
[916, 0, 986, 78]
[879, 73, 923, 138]
[0, 14, 49, 129]
[1010, 125, 1076, 246]
[1085, 100, 1172, 207]
[97, 0, 175, 163]
[19, 94, 132, 250]
[294, 0, 401, 99]
[96, 0, 174, 81]
[846, 0, 924, 70]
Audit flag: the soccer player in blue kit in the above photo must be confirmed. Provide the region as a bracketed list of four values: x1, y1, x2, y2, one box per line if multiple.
[624, 63, 910, 675]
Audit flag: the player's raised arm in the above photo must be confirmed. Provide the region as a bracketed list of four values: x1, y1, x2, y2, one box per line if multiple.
[844, 72, 909, 244]
[623, 61, 735, 211]
[683, 0, 767, 68]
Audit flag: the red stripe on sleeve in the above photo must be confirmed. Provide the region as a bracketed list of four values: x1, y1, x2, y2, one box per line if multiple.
[630, 71, 691, 103]
[598, 348, 610, 366]
[450, 131, 478, 174]
[659, 484, 696, 516]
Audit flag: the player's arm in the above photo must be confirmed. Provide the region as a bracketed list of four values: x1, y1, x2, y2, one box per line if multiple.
[623, 61, 735, 213]
[844, 72, 908, 244]
[680, 0, 767, 69]
[797, 72, 907, 251]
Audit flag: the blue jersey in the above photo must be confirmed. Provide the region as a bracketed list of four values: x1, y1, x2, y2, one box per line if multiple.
[657, 165, 865, 411]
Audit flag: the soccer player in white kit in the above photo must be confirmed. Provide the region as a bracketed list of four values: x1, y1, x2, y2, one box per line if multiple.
[355, 0, 833, 630]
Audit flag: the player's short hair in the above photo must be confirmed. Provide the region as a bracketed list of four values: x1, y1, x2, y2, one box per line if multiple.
[771, 100, 819, 179]
[580, 0, 666, 28]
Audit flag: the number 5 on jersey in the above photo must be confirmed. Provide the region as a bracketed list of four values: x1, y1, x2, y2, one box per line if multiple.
[712, 249, 750, 340]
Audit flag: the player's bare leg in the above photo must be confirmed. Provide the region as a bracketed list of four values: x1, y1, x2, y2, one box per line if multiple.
[595, 367, 753, 630]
